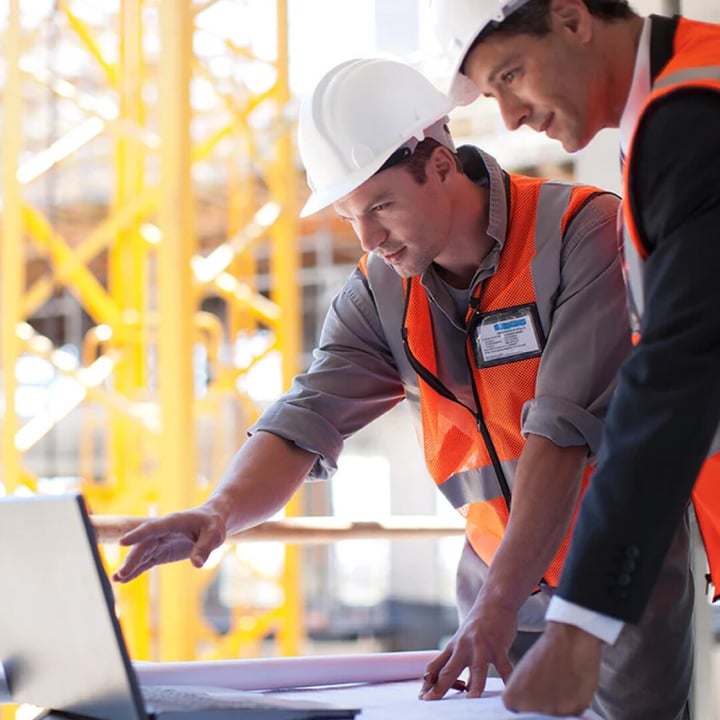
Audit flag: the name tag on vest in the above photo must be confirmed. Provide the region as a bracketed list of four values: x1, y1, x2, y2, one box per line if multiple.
[472, 303, 545, 368]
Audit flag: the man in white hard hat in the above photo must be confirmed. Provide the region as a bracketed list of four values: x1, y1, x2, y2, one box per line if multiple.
[111, 56, 684, 717]
[430, 0, 720, 717]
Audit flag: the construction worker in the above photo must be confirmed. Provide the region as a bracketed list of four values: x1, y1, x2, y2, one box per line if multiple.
[113, 56, 658, 713]
[430, 0, 720, 717]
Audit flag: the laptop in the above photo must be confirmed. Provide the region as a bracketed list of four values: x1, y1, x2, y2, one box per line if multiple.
[0, 493, 359, 720]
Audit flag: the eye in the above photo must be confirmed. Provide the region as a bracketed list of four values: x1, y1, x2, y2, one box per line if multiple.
[501, 68, 520, 85]
[371, 202, 390, 213]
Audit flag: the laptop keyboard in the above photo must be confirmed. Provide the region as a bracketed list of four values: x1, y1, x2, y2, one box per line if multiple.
[141, 684, 300, 712]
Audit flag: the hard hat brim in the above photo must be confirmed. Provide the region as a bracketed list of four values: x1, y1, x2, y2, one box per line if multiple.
[437, 0, 536, 105]
[449, 70, 482, 106]
[445, 28, 485, 106]
[299, 113, 454, 218]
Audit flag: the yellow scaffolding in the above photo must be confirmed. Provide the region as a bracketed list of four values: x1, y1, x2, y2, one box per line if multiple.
[0, 0, 303, 668]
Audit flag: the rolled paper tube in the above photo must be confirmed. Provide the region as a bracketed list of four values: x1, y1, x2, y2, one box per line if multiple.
[134, 651, 439, 691]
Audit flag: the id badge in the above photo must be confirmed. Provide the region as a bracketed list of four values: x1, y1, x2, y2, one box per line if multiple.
[472, 303, 545, 368]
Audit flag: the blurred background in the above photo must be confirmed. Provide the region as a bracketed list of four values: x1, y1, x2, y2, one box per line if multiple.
[1, 0, 717, 687]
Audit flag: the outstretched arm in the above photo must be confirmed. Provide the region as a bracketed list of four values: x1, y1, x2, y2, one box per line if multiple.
[113, 265, 407, 584]
[112, 431, 316, 582]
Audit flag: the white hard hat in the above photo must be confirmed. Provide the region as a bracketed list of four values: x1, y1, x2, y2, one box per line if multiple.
[430, 0, 533, 105]
[298, 57, 455, 217]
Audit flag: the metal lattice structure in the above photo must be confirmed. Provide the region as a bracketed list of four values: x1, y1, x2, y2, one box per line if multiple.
[1, 0, 303, 666]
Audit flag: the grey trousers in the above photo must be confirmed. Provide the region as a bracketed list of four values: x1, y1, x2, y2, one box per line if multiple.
[456, 514, 694, 720]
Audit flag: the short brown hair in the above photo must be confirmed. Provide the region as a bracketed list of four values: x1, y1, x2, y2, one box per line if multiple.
[381, 137, 464, 184]
[405, 138, 463, 183]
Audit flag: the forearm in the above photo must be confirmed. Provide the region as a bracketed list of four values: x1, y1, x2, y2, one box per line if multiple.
[202, 430, 317, 535]
[481, 434, 586, 610]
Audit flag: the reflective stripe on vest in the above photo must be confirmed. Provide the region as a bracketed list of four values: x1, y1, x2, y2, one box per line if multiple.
[621, 16, 720, 599]
[361, 175, 602, 586]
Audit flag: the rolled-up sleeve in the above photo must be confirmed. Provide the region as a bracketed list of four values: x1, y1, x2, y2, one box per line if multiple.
[249, 268, 406, 479]
[521, 193, 633, 456]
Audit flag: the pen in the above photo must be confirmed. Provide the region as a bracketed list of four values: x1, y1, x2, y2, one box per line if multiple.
[421, 672, 467, 693]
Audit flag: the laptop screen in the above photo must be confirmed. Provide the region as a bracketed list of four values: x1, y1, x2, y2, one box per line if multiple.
[0, 493, 146, 720]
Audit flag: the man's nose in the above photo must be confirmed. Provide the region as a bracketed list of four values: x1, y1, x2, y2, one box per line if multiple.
[497, 93, 531, 132]
[356, 217, 386, 253]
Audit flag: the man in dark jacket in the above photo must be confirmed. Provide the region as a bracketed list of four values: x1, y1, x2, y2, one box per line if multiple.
[430, 0, 720, 717]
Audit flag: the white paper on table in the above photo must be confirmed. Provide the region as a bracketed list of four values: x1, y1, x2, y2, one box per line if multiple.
[134, 651, 437, 691]
[134, 654, 602, 720]
[210, 679, 603, 720]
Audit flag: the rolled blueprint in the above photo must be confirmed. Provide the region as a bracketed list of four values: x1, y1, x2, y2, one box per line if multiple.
[134, 651, 437, 691]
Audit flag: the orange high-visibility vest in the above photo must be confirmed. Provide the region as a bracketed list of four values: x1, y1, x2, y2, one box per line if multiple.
[361, 174, 603, 586]
[622, 16, 720, 598]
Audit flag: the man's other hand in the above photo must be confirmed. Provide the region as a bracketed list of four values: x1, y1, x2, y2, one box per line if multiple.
[503, 621, 602, 716]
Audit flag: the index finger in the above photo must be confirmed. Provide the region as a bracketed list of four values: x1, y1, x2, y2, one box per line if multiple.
[418, 648, 451, 697]
[112, 541, 160, 582]
[421, 655, 467, 700]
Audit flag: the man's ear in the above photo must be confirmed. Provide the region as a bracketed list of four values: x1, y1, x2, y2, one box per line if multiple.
[551, 0, 593, 44]
[431, 146, 456, 183]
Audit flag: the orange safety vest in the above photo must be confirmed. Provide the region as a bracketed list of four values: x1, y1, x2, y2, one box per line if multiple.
[362, 174, 604, 587]
[621, 16, 720, 598]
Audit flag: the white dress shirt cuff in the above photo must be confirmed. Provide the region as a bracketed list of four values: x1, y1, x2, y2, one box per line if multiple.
[546, 596, 624, 645]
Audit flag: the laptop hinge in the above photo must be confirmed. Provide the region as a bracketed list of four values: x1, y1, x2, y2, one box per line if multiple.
[0, 659, 11, 702]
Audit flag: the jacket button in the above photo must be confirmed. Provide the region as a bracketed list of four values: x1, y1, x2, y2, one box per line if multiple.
[620, 558, 636, 572]
[613, 587, 630, 600]
[616, 573, 632, 587]
[625, 545, 640, 559]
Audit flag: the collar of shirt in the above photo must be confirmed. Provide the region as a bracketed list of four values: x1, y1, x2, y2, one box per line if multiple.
[619, 16, 653, 161]
[478, 148, 508, 252]
[422, 244, 500, 329]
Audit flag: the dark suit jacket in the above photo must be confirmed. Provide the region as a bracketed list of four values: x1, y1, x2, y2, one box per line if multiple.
[556, 15, 720, 622]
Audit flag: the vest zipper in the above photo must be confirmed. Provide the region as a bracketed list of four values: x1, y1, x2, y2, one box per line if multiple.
[400, 323, 513, 512]
[465, 304, 513, 511]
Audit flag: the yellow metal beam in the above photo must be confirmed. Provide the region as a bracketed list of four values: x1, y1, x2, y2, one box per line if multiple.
[58, 0, 120, 87]
[22, 204, 124, 326]
[2, 0, 307, 665]
[267, 0, 304, 657]
[156, 0, 199, 661]
[1, 5, 24, 718]
[1, 0, 24, 496]
[22, 191, 157, 319]
[106, 0, 148, 546]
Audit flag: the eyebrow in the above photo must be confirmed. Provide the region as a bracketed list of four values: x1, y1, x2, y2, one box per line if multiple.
[362, 191, 394, 214]
[336, 190, 395, 219]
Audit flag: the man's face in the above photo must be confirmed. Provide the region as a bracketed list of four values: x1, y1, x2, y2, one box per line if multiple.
[333, 154, 453, 278]
[463, 8, 606, 152]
